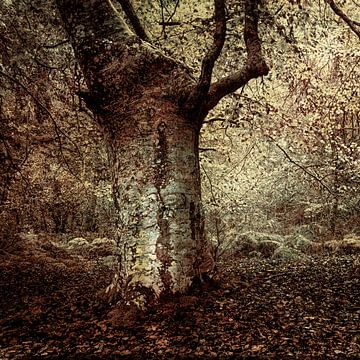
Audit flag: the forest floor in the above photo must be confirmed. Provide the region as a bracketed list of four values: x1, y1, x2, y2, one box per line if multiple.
[0, 236, 359, 359]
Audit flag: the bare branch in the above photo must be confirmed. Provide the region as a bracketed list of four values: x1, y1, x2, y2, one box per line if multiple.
[325, 0, 360, 39]
[272, 140, 334, 195]
[55, 0, 132, 60]
[55, 0, 136, 112]
[158, 21, 181, 26]
[0, 69, 83, 180]
[160, 0, 167, 38]
[165, 0, 181, 25]
[199, 147, 217, 152]
[205, 0, 269, 112]
[203, 117, 226, 124]
[186, 0, 226, 110]
[42, 39, 69, 48]
[115, 0, 151, 43]
[201, 163, 219, 206]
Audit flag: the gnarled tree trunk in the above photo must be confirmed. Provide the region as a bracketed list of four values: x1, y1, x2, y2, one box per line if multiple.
[55, 0, 211, 306]
[108, 92, 208, 305]
[55, 0, 268, 306]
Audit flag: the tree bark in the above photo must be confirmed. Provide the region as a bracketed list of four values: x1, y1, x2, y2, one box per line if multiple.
[55, 0, 268, 307]
[109, 96, 208, 306]
[55, 0, 211, 306]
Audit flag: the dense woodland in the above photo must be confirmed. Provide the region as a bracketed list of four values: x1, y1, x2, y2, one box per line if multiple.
[0, 0, 359, 358]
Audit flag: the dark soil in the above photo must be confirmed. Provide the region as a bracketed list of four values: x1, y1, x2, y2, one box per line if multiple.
[0, 242, 359, 359]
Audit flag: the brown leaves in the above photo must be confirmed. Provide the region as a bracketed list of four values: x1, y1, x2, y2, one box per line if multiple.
[0, 248, 359, 359]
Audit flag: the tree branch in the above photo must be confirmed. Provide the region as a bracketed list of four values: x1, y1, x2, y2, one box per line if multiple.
[115, 0, 151, 43]
[185, 0, 226, 111]
[55, 0, 132, 64]
[42, 39, 69, 48]
[273, 140, 334, 195]
[199, 147, 217, 152]
[325, 0, 360, 39]
[55, 0, 136, 110]
[158, 21, 181, 26]
[205, 0, 269, 112]
[0, 69, 83, 180]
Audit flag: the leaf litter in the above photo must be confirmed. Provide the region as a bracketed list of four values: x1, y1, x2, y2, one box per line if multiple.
[0, 244, 359, 359]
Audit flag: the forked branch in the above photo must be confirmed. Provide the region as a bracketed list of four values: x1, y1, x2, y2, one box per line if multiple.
[185, 0, 226, 110]
[204, 0, 269, 112]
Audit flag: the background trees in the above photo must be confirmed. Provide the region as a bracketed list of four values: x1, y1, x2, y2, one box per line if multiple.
[201, 0, 360, 246]
[0, 0, 114, 245]
[0, 1, 359, 356]
[0, 0, 359, 269]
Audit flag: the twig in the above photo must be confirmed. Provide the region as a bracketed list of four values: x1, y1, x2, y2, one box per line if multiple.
[201, 163, 218, 206]
[325, 0, 360, 39]
[42, 39, 69, 49]
[0, 69, 82, 180]
[199, 147, 217, 152]
[271, 139, 334, 195]
[115, 0, 151, 43]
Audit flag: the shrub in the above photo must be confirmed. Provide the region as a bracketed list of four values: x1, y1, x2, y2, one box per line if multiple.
[272, 246, 304, 261]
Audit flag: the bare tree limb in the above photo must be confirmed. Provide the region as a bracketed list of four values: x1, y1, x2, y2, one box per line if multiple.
[164, 0, 181, 25]
[56, 0, 132, 62]
[185, 0, 226, 110]
[325, 0, 360, 39]
[115, 0, 151, 43]
[158, 21, 181, 26]
[42, 39, 69, 48]
[160, 0, 167, 38]
[201, 163, 219, 206]
[203, 117, 226, 124]
[0, 69, 83, 180]
[205, 0, 269, 112]
[199, 147, 217, 152]
[272, 140, 334, 195]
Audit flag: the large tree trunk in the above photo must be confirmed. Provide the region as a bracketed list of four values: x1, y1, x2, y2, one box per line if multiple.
[107, 92, 209, 306]
[55, 0, 269, 306]
[56, 0, 211, 306]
